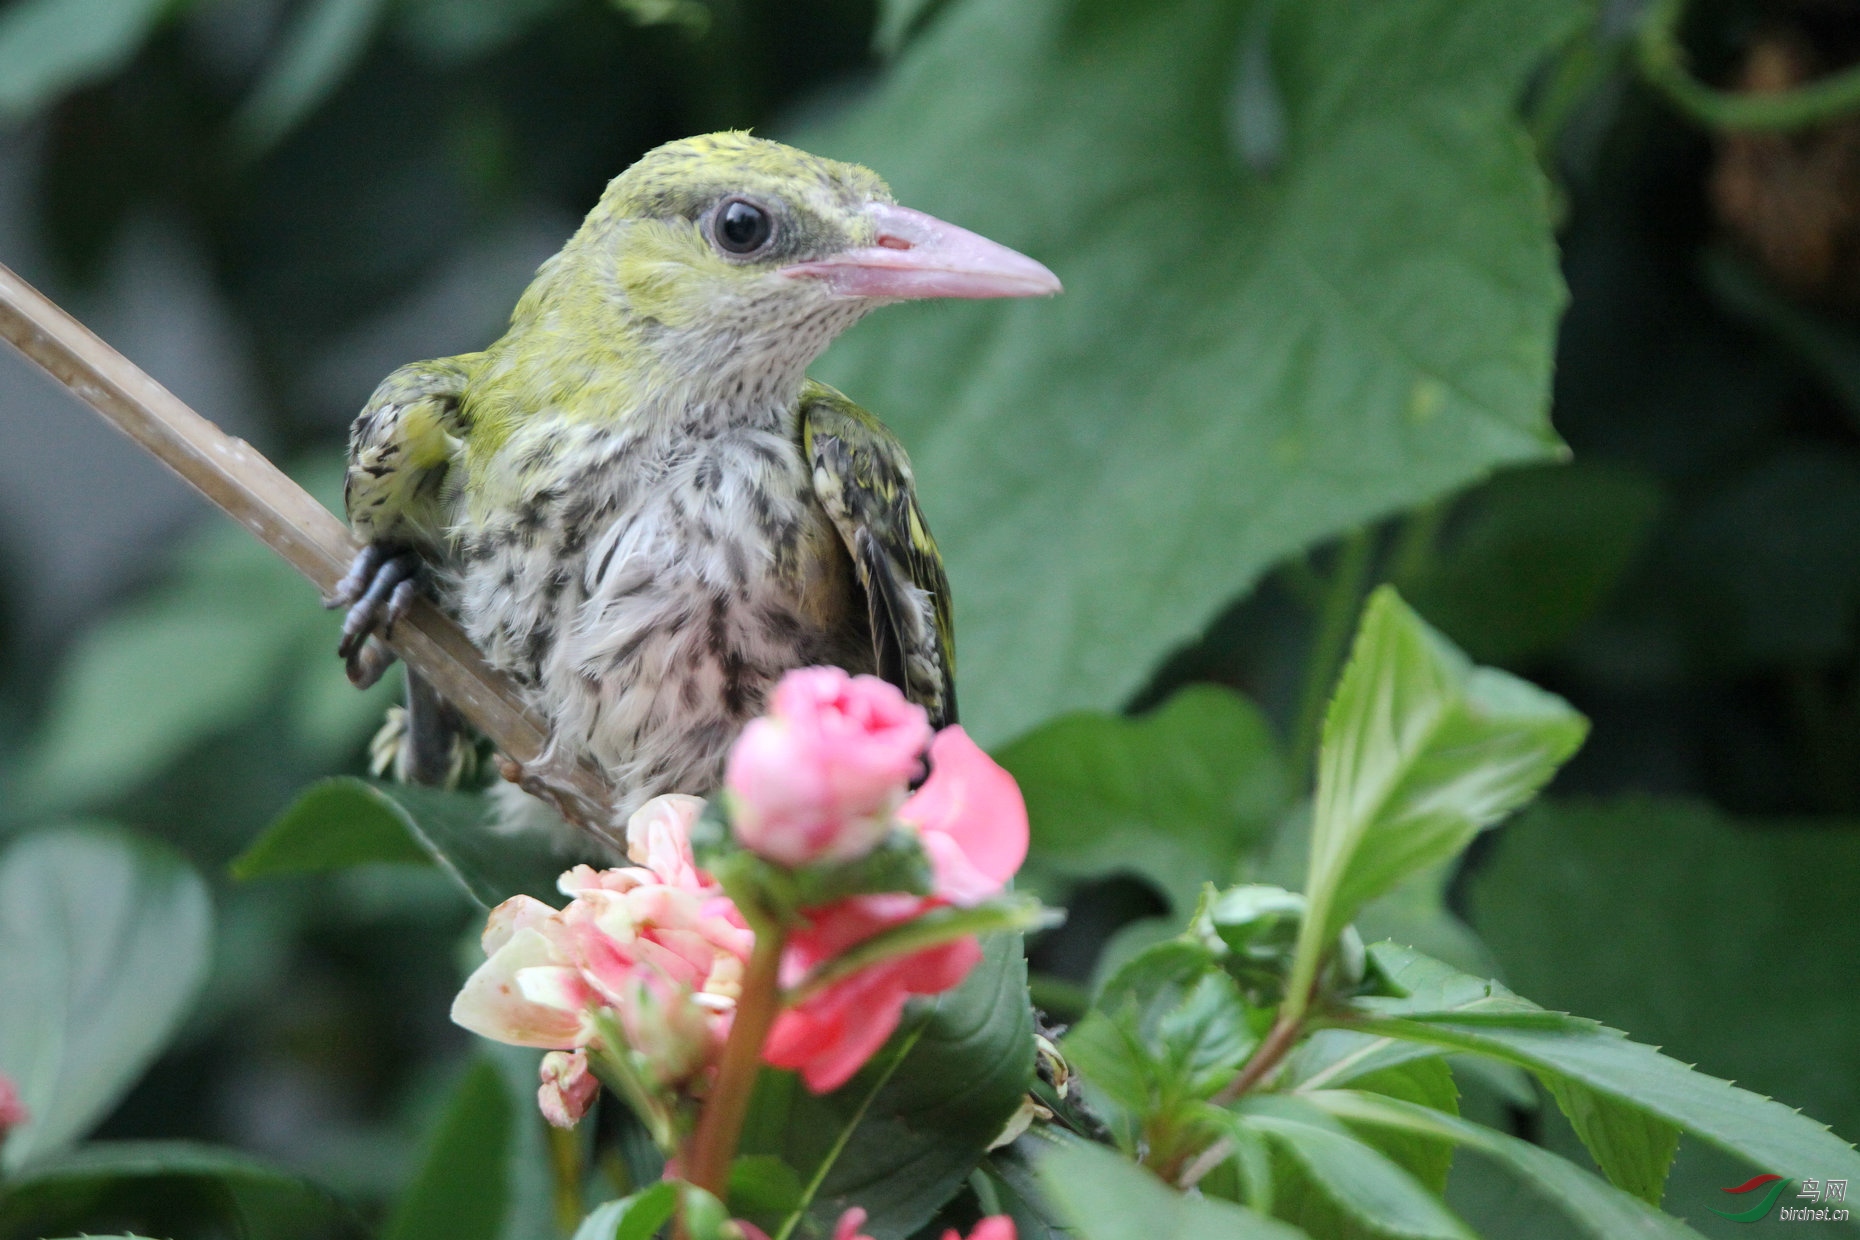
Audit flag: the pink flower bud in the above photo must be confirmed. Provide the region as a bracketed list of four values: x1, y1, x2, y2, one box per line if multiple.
[725, 668, 931, 867]
[538, 1050, 598, 1129]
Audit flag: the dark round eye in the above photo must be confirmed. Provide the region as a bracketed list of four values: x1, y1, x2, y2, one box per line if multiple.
[715, 198, 774, 255]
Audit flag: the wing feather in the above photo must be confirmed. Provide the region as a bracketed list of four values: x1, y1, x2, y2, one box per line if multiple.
[800, 380, 958, 728]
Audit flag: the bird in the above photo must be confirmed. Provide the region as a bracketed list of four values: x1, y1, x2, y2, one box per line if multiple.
[327, 131, 1060, 827]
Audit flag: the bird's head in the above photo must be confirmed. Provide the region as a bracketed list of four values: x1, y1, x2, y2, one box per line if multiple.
[557, 131, 1060, 400]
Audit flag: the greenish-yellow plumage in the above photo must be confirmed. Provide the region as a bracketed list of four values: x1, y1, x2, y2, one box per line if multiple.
[332, 131, 1058, 823]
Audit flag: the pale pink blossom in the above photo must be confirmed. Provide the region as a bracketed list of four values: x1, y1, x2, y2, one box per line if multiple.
[726, 668, 931, 866]
[452, 796, 753, 1093]
[762, 728, 1029, 1092]
[538, 1050, 598, 1129]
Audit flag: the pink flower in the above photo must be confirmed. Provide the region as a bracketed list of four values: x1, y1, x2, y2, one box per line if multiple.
[538, 1050, 598, 1129]
[902, 727, 1028, 905]
[762, 729, 1029, 1093]
[726, 668, 931, 867]
[949, 1219, 1015, 1240]
[0, 1072, 27, 1137]
[451, 795, 754, 1094]
[763, 894, 982, 1092]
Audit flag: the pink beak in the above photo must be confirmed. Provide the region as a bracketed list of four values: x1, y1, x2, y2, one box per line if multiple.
[782, 202, 1061, 300]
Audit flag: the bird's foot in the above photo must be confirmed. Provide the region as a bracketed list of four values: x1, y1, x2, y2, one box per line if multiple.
[327, 543, 423, 687]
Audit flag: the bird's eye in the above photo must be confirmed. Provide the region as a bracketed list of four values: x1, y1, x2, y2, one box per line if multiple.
[715, 198, 774, 255]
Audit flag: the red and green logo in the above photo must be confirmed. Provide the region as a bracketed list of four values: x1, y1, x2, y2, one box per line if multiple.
[1712, 1174, 1790, 1222]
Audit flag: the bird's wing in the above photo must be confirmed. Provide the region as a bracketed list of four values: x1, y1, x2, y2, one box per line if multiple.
[343, 355, 477, 550]
[800, 380, 958, 728]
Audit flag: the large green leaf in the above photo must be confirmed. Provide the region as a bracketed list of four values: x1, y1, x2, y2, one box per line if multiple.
[1351, 976, 1860, 1199]
[1296, 588, 1586, 999]
[1326, 1057, 1461, 1196]
[1239, 1096, 1473, 1240]
[1467, 798, 1860, 1225]
[384, 1059, 515, 1240]
[1037, 1136, 1310, 1240]
[237, 777, 577, 908]
[381, 1052, 554, 1240]
[0, 0, 174, 122]
[0, 827, 212, 1169]
[1308, 1093, 1709, 1240]
[1401, 462, 1663, 667]
[997, 686, 1288, 916]
[0, 1141, 366, 1240]
[978, 1145, 1069, 1240]
[741, 934, 1034, 1240]
[805, 0, 1581, 745]
[14, 529, 325, 815]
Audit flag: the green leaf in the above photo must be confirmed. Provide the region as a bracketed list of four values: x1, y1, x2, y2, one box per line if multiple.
[977, 1146, 1069, 1240]
[231, 0, 389, 156]
[1239, 1096, 1473, 1239]
[0, 827, 212, 1169]
[1065, 936, 1257, 1170]
[16, 529, 324, 814]
[0, 1141, 366, 1240]
[238, 778, 574, 908]
[1350, 991, 1860, 1197]
[804, 0, 1582, 746]
[394, 0, 570, 67]
[1329, 1057, 1461, 1195]
[1037, 1135, 1311, 1240]
[1402, 462, 1663, 667]
[1467, 798, 1860, 1211]
[997, 686, 1289, 916]
[742, 934, 1035, 1240]
[1293, 588, 1586, 1006]
[384, 1059, 516, 1240]
[873, 0, 948, 54]
[234, 780, 434, 877]
[0, 0, 173, 122]
[1308, 1092, 1709, 1240]
[1537, 1075, 1678, 1208]
[727, 1156, 803, 1231]
[571, 1183, 678, 1240]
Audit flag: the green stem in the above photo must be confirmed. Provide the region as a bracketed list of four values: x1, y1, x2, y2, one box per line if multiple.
[1386, 500, 1445, 592]
[547, 1126, 585, 1235]
[1289, 528, 1375, 785]
[1637, 0, 1860, 131]
[685, 925, 786, 1200]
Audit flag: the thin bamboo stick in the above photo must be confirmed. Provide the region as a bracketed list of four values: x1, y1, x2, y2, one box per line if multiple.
[0, 260, 617, 838]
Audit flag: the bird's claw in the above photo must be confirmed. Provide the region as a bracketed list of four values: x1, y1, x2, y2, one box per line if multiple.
[328, 544, 424, 684]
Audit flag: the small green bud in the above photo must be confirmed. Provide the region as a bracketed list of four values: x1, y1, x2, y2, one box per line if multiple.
[1193, 884, 1365, 1005]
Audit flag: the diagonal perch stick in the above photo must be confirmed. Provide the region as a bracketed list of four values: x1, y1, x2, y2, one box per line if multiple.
[0, 260, 619, 842]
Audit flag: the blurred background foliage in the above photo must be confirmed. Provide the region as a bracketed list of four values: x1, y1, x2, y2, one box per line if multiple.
[1, 0, 1859, 1236]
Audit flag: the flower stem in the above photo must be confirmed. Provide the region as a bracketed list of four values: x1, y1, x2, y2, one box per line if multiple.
[685, 924, 787, 1199]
